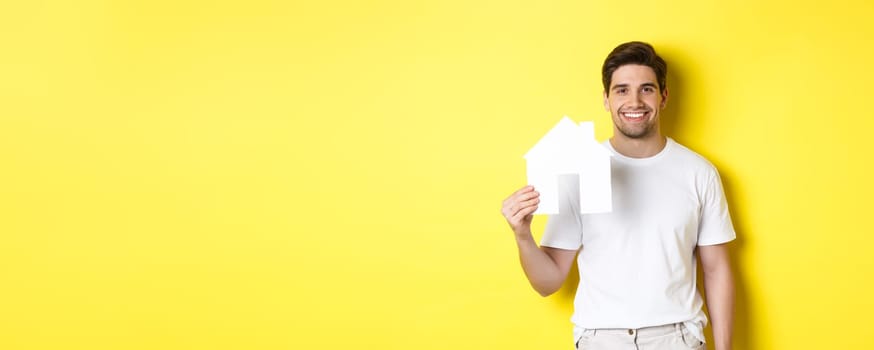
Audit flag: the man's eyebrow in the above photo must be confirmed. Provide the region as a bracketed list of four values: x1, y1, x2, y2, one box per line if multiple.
[611, 84, 629, 91]
[612, 82, 658, 90]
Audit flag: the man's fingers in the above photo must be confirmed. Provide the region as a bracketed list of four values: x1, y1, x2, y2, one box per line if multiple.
[506, 191, 539, 214]
[502, 186, 539, 229]
[508, 198, 539, 219]
[504, 185, 534, 202]
[519, 197, 540, 209]
[504, 190, 539, 210]
[512, 205, 538, 223]
[503, 187, 537, 215]
[515, 190, 540, 203]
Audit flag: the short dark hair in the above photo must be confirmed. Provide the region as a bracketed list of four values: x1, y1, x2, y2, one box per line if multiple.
[602, 41, 667, 95]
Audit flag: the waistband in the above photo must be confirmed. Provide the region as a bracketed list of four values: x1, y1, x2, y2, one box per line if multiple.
[581, 322, 682, 338]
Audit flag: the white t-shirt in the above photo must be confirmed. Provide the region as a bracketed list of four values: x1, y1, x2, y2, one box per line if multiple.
[540, 138, 735, 343]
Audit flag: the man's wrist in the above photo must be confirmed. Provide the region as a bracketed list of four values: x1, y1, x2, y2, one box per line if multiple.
[514, 230, 535, 244]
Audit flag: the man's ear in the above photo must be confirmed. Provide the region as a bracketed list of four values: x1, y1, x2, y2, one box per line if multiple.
[603, 91, 609, 111]
[660, 87, 669, 109]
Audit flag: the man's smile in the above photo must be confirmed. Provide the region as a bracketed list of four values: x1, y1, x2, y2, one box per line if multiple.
[620, 110, 650, 121]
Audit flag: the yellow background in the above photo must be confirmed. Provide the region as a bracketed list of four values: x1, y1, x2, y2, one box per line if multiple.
[2, 1, 873, 349]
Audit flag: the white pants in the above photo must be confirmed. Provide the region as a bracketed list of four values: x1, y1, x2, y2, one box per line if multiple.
[575, 323, 705, 350]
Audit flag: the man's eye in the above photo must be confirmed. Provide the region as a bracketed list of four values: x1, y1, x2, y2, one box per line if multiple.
[642, 87, 654, 93]
[617, 88, 627, 94]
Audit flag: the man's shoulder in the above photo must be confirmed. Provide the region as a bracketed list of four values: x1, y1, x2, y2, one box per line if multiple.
[667, 139, 719, 174]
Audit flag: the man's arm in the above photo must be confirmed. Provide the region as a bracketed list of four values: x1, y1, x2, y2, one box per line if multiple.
[515, 236, 578, 296]
[699, 243, 735, 350]
[502, 186, 578, 296]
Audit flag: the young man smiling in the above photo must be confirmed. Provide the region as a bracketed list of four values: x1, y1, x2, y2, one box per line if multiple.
[502, 42, 735, 350]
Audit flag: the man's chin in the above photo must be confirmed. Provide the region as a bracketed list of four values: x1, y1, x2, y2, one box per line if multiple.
[618, 127, 652, 139]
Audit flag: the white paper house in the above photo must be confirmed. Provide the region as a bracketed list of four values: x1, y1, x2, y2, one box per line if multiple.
[524, 116, 612, 215]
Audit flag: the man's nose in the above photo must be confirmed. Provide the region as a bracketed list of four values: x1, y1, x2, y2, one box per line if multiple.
[629, 91, 644, 106]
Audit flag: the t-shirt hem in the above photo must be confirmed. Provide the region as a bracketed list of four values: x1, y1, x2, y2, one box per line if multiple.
[539, 240, 580, 251]
[697, 235, 736, 246]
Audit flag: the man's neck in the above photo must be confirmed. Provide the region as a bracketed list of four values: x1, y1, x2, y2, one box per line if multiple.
[609, 133, 668, 158]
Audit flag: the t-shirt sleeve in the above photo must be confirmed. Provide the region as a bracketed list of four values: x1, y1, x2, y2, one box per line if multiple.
[540, 176, 584, 250]
[697, 169, 737, 246]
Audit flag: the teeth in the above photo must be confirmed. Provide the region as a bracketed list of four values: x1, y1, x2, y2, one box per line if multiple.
[623, 112, 644, 118]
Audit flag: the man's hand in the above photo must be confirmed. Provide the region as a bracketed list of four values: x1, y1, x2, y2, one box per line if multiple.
[501, 186, 540, 237]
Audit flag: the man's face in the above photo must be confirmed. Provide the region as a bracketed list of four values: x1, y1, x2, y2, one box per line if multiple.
[603, 64, 668, 140]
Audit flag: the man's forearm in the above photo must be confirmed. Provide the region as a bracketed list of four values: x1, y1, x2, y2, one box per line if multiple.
[703, 262, 735, 350]
[515, 232, 565, 297]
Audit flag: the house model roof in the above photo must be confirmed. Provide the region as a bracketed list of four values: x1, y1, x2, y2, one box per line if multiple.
[524, 116, 611, 160]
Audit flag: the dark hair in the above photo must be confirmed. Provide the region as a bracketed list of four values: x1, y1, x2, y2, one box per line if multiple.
[602, 41, 667, 95]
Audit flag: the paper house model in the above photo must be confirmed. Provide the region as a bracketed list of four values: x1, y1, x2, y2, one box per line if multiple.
[524, 116, 612, 215]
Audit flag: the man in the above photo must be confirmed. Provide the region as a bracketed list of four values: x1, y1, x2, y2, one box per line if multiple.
[501, 42, 735, 350]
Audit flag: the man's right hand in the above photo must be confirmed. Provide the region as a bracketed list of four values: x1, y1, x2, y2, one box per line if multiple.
[501, 185, 540, 237]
